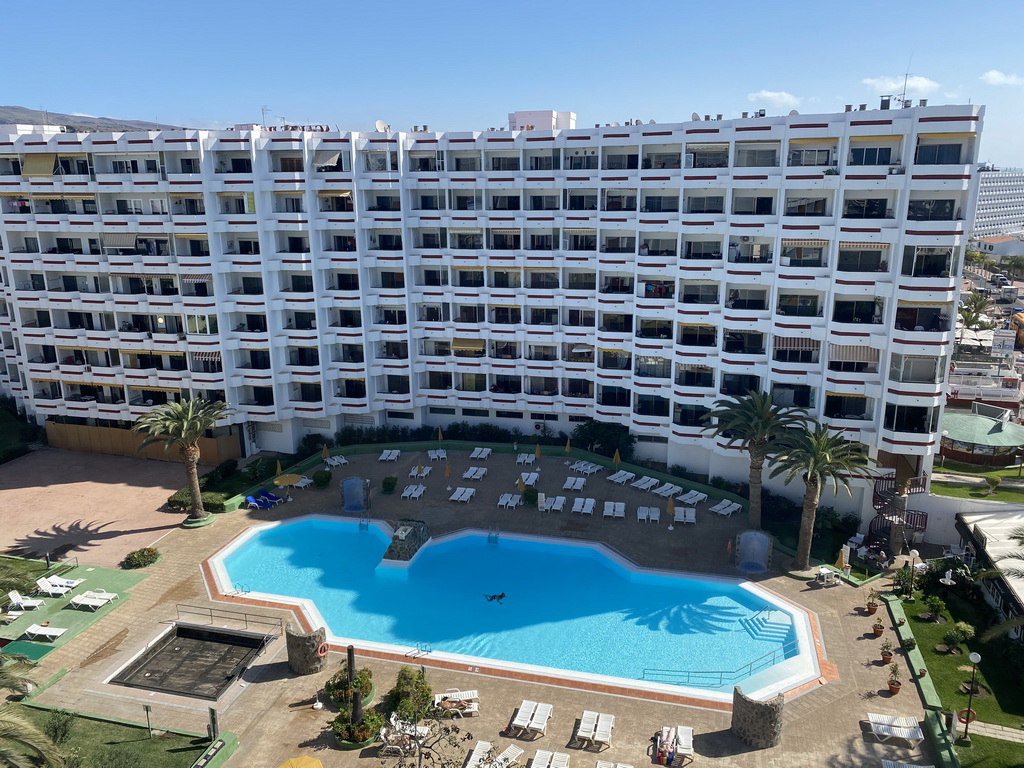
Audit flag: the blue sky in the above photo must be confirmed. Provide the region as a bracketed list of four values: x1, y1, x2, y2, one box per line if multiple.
[6, 0, 1024, 165]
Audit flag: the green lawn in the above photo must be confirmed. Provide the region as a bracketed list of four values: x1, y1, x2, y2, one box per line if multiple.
[956, 732, 1024, 767]
[931, 480, 1024, 504]
[903, 597, 1024, 728]
[19, 706, 208, 768]
[0, 555, 49, 582]
[940, 459, 1024, 479]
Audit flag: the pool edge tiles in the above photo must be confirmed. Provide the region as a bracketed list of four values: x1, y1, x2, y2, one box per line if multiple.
[204, 515, 826, 707]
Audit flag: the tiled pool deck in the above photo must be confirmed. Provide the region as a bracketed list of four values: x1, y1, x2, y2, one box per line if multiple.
[8, 449, 937, 767]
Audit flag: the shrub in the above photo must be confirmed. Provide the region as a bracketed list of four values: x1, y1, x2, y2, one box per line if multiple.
[523, 487, 538, 506]
[982, 472, 1002, 495]
[313, 470, 332, 489]
[382, 476, 398, 494]
[216, 458, 238, 478]
[44, 709, 75, 746]
[62, 747, 83, 768]
[324, 664, 373, 708]
[708, 476, 733, 492]
[813, 505, 841, 532]
[244, 457, 275, 482]
[944, 626, 967, 650]
[121, 547, 160, 569]
[901, 636, 918, 652]
[166, 489, 226, 512]
[299, 433, 335, 456]
[383, 666, 433, 723]
[332, 708, 383, 743]
[924, 594, 946, 621]
[892, 567, 915, 596]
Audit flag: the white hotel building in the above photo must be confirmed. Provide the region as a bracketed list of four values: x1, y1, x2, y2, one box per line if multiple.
[0, 103, 982, 514]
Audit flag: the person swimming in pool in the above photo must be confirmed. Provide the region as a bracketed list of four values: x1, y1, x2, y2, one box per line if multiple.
[484, 592, 506, 603]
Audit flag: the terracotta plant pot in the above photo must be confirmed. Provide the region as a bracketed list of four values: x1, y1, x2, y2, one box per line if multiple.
[897, 618, 906, 626]
[888, 680, 901, 695]
[881, 651, 893, 664]
[918, 668, 927, 678]
[867, 603, 879, 615]
[872, 624, 885, 637]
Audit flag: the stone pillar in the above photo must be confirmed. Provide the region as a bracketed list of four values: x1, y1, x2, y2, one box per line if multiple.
[730, 686, 784, 749]
[286, 624, 327, 676]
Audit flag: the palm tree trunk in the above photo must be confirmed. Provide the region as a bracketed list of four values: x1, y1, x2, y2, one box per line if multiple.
[793, 476, 821, 571]
[747, 449, 765, 530]
[180, 443, 207, 520]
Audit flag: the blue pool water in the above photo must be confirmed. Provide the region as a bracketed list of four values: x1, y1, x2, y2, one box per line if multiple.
[221, 519, 799, 688]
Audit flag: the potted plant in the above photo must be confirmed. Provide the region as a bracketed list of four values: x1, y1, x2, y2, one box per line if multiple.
[866, 589, 880, 616]
[901, 636, 917, 653]
[324, 664, 375, 709]
[887, 663, 902, 695]
[872, 620, 885, 638]
[332, 708, 384, 750]
[880, 639, 894, 664]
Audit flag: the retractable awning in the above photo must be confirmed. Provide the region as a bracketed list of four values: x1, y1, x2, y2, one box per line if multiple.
[314, 150, 341, 165]
[22, 154, 56, 177]
[491, 228, 521, 235]
[448, 228, 482, 234]
[180, 273, 212, 283]
[191, 351, 221, 362]
[452, 338, 485, 351]
[563, 228, 596, 235]
[775, 337, 820, 351]
[828, 344, 879, 363]
[102, 233, 138, 248]
[839, 241, 889, 250]
[781, 238, 829, 247]
[316, 189, 351, 197]
[825, 391, 868, 398]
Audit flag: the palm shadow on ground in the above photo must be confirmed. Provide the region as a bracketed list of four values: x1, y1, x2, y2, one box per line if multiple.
[6, 518, 180, 559]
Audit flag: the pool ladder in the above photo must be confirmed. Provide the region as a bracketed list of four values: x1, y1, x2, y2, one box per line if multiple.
[358, 512, 371, 531]
[406, 641, 432, 657]
[232, 582, 251, 595]
[488, 526, 500, 543]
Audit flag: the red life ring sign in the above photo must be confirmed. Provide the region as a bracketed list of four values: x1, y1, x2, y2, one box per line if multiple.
[316, 642, 329, 658]
[956, 708, 976, 724]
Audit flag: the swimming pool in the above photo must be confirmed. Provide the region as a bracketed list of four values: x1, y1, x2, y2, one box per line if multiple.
[211, 516, 818, 701]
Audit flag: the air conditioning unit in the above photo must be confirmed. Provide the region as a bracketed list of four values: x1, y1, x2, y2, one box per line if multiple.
[741, 236, 751, 242]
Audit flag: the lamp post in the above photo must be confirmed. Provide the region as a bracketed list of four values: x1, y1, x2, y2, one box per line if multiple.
[908, 548, 919, 594]
[940, 430, 949, 468]
[962, 651, 982, 744]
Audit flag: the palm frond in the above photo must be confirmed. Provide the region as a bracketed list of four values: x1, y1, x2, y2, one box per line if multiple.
[702, 391, 810, 453]
[131, 399, 234, 452]
[0, 704, 65, 767]
[768, 422, 879, 496]
[980, 614, 1024, 643]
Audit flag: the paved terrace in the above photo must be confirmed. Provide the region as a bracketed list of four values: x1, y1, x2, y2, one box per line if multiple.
[7, 448, 936, 767]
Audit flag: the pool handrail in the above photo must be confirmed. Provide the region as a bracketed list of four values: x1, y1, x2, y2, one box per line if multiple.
[642, 637, 801, 688]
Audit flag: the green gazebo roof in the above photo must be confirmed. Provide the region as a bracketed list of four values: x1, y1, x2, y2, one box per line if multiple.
[942, 412, 1024, 447]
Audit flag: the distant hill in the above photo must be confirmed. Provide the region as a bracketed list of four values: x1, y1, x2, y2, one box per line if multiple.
[0, 105, 182, 133]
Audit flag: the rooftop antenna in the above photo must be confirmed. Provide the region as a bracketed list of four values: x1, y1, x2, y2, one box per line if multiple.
[260, 105, 270, 128]
[899, 54, 914, 106]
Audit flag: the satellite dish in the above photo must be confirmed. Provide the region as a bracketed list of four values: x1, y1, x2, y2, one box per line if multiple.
[648, 119, 656, 124]
[610, 121, 620, 126]
[788, 109, 799, 116]
[691, 113, 700, 121]
[374, 119, 388, 132]
[636, 119, 643, 126]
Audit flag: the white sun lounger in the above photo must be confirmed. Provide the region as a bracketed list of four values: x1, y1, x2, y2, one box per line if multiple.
[411, 485, 426, 500]
[409, 465, 431, 478]
[613, 502, 625, 519]
[573, 711, 599, 747]
[542, 496, 565, 512]
[47, 576, 85, 589]
[457, 487, 476, 503]
[325, 455, 348, 467]
[533, 750, 554, 768]
[549, 753, 569, 768]
[572, 497, 585, 514]
[494, 745, 524, 768]
[570, 460, 587, 472]
[506, 494, 522, 508]
[449, 487, 469, 502]
[470, 447, 492, 460]
[378, 449, 400, 461]
[402, 484, 417, 499]
[23, 623, 67, 641]
[717, 502, 741, 518]
[428, 449, 446, 461]
[435, 689, 479, 705]
[463, 466, 487, 480]
[867, 714, 924, 747]
[653, 483, 682, 498]
[466, 741, 493, 768]
[709, 499, 732, 513]
[676, 490, 707, 505]
[637, 507, 649, 522]
[648, 507, 661, 524]
[520, 472, 539, 487]
[597, 762, 634, 768]
[603, 501, 617, 518]
[631, 476, 658, 491]
[582, 498, 596, 515]
[498, 493, 514, 508]
[593, 713, 614, 749]
[606, 470, 625, 483]
[563, 476, 585, 491]
[581, 463, 601, 476]
[69, 593, 109, 611]
[527, 702, 553, 737]
[7, 591, 43, 610]
[517, 453, 534, 465]
[610, 471, 635, 484]
[35, 577, 69, 597]
[510, 700, 539, 736]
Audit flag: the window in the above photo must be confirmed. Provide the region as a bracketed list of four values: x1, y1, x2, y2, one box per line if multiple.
[186, 314, 218, 334]
[279, 157, 304, 173]
[837, 249, 886, 272]
[687, 196, 724, 213]
[462, 408, 490, 418]
[789, 148, 831, 166]
[890, 354, 945, 383]
[490, 156, 519, 171]
[282, 197, 303, 213]
[530, 413, 559, 421]
[684, 241, 721, 259]
[429, 407, 456, 415]
[842, 199, 888, 218]
[111, 159, 139, 174]
[915, 144, 961, 165]
[785, 198, 826, 216]
[386, 411, 415, 420]
[733, 196, 774, 215]
[495, 410, 523, 419]
[849, 146, 893, 166]
[681, 283, 718, 304]
[907, 199, 955, 221]
[678, 325, 716, 346]
[734, 147, 778, 167]
[116, 199, 144, 215]
[180, 158, 200, 174]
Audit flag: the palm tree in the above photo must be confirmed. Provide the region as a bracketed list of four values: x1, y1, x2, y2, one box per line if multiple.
[702, 391, 809, 529]
[132, 399, 234, 521]
[0, 653, 64, 767]
[1004, 255, 1024, 280]
[957, 291, 997, 336]
[979, 525, 1024, 642]
[768, 422, 878, 571]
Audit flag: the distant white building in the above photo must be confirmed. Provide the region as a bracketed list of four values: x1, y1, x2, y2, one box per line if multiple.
[973, 166, 1024, 237]
[969, 234, 1024, 260]
[507, 110, 575, 131]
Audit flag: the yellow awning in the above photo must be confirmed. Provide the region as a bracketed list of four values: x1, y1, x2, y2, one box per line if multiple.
[215, 191, 243, 197]
[175, 233, 210, 240]
[127, 386, 182, 394]
[491, 228, 521, 235]
[788, 138, 837, 144]
[839, 241, 889, 250]
[898, 301, 953, 307]
[918, 132, 976, 139]
[487, 303, 519, 308]
[452, 338, 485, 351]
[449, 228, 482, 234]
[57, 152, 88, 158]
[678, 322, 714, 327]
[781, 238, 828, 247]
[272, 190, 303, 195]
[825, 391, 868, 398]
[22, 154, 56, 177]
[30, 378, 60, 383]
[168, 192, 202, 198]
[848, 135, 901, 142]
[563, 228, 596, 234]
[316, 190, 351, 197]
[0, 192, 23, 196]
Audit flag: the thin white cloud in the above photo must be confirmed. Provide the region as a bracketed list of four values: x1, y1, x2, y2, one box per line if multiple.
[69, 112, 96, 117]
[747, 90, 801, 109]
[861, 75, 940, 96]
[981, 69, 1023, 86]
